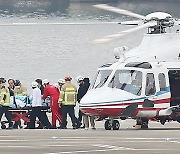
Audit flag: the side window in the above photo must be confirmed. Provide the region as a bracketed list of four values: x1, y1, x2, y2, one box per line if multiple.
[145, 73, 156, 96]
[158, 73, 166, 91]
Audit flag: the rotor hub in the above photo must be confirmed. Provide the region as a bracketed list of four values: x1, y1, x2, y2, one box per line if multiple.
[145, 12, 172, 21]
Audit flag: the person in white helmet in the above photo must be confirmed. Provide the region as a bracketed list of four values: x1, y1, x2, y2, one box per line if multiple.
[77, 76, 85, 128]
[42, 79, 62, 128]
[57, 79, 66, 123]
[58, 79, 65, 91]
[58, 79, 65, 105]
[28, 82, 45, 129]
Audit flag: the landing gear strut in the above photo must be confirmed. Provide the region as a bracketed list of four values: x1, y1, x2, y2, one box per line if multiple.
[104, 119, 120, 130]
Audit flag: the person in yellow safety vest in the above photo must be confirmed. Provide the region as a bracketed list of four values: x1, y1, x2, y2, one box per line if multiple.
[59, 76, 81, 129]
[0, 78, 13, 129]
[14, 80, 28, 96]
[13, 80, 28, 128]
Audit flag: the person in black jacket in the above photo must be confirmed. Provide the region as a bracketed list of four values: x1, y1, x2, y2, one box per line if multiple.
[81, 78, 96, 130]
[77, 77, 85, 128]
[77, 78, 95, 129]
[8, 79, 15, 97]
[35, 79, 44, 95]
[77, 78, 90, 100]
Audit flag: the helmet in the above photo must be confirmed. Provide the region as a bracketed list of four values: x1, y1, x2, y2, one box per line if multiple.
[58, 79, 65, 84]
[43, 79, 49, 84]
[31, 82, 38, 88]
[65, 76, 72, 81]
[0, 77, 6, 84]
[15, 80, 21, 86]
[76, 76, 84, 83]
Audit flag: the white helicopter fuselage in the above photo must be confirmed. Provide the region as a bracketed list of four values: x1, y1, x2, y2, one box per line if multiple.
[80, 33, 180, 120]
[127, 33, 180, 62]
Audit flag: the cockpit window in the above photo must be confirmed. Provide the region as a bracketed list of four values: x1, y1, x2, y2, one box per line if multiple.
[92, 70, 112, 89]
[108, 70, 142, 95]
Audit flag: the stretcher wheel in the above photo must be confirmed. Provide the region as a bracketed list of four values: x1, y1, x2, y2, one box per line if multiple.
[1, 125, 6, 129]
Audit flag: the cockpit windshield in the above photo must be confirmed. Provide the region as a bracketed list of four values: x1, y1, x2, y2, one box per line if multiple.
[108, 70, 142, 95]
[92, 70, 112, 89]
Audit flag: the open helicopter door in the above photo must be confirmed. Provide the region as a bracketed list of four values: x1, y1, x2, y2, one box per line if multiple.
[136, 64, 171, 118]
[168, 70, 180, 106]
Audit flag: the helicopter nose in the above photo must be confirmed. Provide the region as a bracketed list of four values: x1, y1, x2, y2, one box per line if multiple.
[79, 87, 134, 116]
[79, 88, 113, 115]
[80, 88, 112, 105]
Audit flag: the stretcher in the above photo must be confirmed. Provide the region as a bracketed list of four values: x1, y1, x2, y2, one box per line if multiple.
[1, 96, 51, 129]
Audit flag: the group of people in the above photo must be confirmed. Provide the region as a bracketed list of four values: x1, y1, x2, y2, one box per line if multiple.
[0, 78, 28, 129]
[0, 75, 96, 130]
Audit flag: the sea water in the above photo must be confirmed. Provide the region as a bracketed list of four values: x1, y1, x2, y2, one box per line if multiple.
[0, 1, 180, 92]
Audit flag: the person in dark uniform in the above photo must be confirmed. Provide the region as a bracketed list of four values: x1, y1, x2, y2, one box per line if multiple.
[80, 78, 96, 130]
[8, 79, 15, 97]
[77, 76, 85, 128]
[35, 79, 44, 95]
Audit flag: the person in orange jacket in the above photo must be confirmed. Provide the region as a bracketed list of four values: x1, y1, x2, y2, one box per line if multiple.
[42, 79, 62, 128]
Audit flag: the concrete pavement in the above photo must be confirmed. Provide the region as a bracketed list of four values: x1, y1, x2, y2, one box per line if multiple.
[0, 119, 180, 154]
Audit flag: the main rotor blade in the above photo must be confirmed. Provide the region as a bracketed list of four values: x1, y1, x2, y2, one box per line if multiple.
[119, 20, 143, 25]
[94, 4, 146, 20]
[91, 21, 156, 44]
[0, 22, 119, 26]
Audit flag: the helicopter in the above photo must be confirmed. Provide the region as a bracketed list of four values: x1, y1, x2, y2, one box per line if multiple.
[79, 4, 180, 130]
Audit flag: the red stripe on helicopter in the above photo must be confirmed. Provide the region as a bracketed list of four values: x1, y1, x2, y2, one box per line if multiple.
[80, 98, 170, 108]
[81, 107, 168, 116]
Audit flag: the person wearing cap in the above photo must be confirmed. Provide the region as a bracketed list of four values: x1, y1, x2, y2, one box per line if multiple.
[42, 79, 62, 128]
[0, 78, 13, 129]
[76, 76, 84, 86]
[57, 79, 65, 104]
[28, 82, 46, 129]
[14, 80, 28, 96]
[13, 80, 28, 128]
[58, 79, 65, 91]
[77, 76, 85, 128]
[81, 78, 96, 130]
[60, 76, 80, 129]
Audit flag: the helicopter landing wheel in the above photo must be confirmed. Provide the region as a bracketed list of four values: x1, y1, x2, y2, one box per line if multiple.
[112, 120, 120, 130]
[1, 125, 6, 129]
[141, 121, 149, 129]
[136, 118, 149, 129]
[104, 120, 112, 130]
